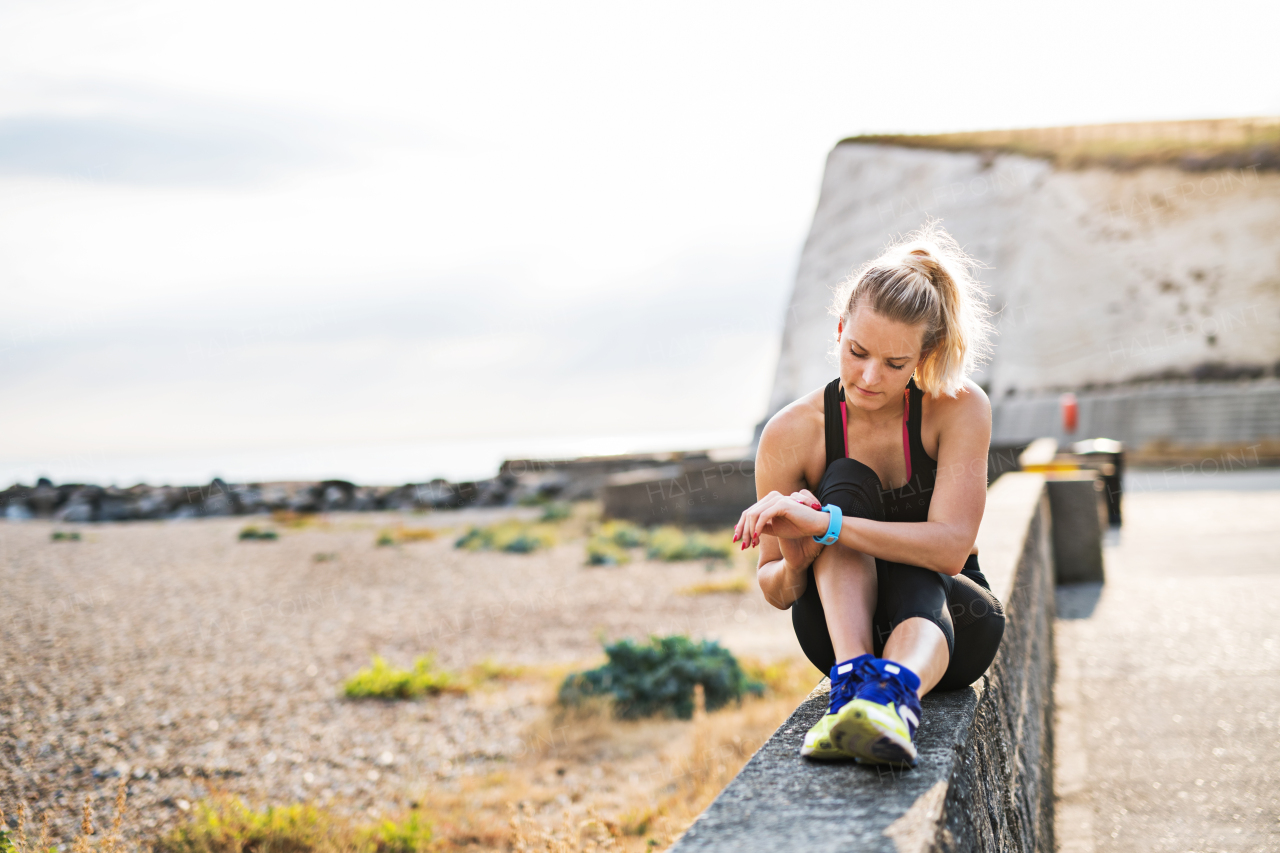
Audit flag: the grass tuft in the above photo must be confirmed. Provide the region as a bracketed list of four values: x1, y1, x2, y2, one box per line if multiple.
[2, 779, 127, 853]
[155, 797, 432, 853]
[50, 531, 81, 542]
[238, 527, 278, 541]
[342, 655, 459, 699]
[454, 520, 557, 554]
[645, 527, 730, 562]
[679, 576, 750, 595]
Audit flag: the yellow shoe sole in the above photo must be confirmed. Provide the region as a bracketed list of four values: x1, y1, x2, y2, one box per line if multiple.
[827, 699, 918, 767]
[799, 713, 857, 760]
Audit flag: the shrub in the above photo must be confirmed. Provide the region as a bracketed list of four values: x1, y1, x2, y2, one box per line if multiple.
[238, 527, 278, 541]
[157, 797, 432, 853]
[539, 501, 572, 522]
[585, 537, 630, 566]
[343, 655, 456, 699]
[558, 635, 763, 720]
[454, 520, 555, 554]
[376, 532, 397, 547]
[585, 519, 649, 566]
[645, 526, 730, 562]
[599, 519, 647, 548]
[50, 531, 81, 542]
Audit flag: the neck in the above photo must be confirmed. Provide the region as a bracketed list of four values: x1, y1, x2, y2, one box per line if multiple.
[845, 385, 907, 429]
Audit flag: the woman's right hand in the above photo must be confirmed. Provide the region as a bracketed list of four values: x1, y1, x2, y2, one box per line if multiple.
[734, 488, 828, 561]
[775, 490, 826, 570]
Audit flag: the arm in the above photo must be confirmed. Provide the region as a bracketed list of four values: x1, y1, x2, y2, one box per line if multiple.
[743, 383, 992, 577]
[739, 410, 824, 610]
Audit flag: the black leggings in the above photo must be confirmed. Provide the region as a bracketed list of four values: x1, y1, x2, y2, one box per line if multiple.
[791, 458, 1006, 691]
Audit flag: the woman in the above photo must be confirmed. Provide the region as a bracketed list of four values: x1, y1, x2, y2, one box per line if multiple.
[734, 223, 1004, 767]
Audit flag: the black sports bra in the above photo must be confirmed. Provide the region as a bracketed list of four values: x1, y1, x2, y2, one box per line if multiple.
[823, 376, 938, 523]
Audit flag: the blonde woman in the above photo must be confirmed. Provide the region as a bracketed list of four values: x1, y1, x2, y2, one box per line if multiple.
[734, 223, 1004, 766]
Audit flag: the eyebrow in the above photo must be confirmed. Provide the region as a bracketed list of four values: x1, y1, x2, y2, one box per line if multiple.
[851, 339, 912, 362]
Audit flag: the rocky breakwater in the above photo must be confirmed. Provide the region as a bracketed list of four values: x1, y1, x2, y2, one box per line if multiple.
[0, 476, 509, 522]
[0, 448, 754, 523]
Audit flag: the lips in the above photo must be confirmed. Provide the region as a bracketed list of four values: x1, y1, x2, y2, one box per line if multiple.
[852, 385, 879, 397]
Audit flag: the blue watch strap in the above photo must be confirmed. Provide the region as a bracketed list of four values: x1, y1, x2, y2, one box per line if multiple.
[813, 503, 843, 545]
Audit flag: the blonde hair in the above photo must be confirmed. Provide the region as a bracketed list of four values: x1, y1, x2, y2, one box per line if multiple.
[829, 221, 993, 398]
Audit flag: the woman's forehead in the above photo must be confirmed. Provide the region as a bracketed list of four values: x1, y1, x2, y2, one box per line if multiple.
[844, 308, 926, 354]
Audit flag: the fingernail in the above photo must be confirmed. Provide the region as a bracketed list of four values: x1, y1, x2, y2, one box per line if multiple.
[810, 503, 821, 510]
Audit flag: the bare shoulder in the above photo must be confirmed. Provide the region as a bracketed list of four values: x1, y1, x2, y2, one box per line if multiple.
[756, 386, 826, 483]
[759, 387, 824, 451]
[927, 378, 992, 438]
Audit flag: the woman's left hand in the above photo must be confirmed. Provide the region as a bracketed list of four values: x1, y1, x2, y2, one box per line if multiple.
[733, 490, 829, 548]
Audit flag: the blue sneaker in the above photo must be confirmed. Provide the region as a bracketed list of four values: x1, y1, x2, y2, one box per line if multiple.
[828, 658, 923, 767]
[800, 654, 873, 759]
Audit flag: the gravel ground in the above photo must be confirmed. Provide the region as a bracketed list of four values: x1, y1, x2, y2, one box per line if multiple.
[0, 510, 799, 846]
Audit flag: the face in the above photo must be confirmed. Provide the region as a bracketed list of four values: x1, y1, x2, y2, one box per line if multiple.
[837, 306, 928, 411]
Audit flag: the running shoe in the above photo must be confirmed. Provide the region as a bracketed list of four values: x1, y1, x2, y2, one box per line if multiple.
[800, 654, 872, 759]
[827, 658, 922, 767]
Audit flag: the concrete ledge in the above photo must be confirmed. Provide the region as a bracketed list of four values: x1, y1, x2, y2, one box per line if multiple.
[672, 473, 1056, 852]
[1046, 473, 1106, 584]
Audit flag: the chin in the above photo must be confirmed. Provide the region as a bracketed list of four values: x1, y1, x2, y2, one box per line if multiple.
[845, 387, 890, 409]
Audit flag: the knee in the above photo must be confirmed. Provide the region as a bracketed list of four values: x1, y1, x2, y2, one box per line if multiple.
[814, 540, 876, 574]
[817, 458, 885, 522]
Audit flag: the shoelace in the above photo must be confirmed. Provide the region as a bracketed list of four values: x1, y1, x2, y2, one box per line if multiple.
[853, 658, 918, 711]
[827, 653, 873, 714]
[828, 670, 861, 714]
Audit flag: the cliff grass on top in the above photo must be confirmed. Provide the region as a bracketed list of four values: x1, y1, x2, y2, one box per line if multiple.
[155, 797, 432, 853]
[845, 117, 1280, 172]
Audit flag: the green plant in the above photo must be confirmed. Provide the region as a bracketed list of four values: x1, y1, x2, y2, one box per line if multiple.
[558, 635, 763, 720]
[539, 501, 572, 522]
[238, 527, 278, 541]
[599, 519, 647, 548]
[454, 520, 556, 554]
[157, 797, 432, 853]
[376, 532, 396, 547]
[50, 531, 81, 542]
[343, 655, 457, 699]
[645, 526, 730, 562]
[585, 537, 630, 566]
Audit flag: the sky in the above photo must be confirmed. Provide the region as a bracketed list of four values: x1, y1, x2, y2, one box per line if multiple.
[2, 0, 1278, 485]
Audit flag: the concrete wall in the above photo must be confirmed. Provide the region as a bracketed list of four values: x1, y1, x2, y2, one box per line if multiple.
[672, 472, 1057, 853]
[764, 133, 1280, 450]
[993, 379, 1280, 460]
[601, 459, 756, 527]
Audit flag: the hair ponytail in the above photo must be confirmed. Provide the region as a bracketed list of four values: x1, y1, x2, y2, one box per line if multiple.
[829, 221, 993, 398]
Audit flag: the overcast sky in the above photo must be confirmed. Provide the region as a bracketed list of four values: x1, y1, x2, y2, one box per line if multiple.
[2, 0, 1278, 484]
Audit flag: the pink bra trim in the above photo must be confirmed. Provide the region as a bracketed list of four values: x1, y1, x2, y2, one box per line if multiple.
[840, 386, 913, 485]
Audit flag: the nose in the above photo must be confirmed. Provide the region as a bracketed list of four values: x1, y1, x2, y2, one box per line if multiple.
[861, 362, 880, 389]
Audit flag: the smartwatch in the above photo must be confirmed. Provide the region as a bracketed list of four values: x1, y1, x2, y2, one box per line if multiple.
[812, 503, 843, 545]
